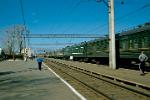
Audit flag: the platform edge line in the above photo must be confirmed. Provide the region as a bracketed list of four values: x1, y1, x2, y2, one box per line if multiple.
[43, 63, 87, 100]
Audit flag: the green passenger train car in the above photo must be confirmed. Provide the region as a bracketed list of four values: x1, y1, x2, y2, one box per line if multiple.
[51, 23, 150, 67]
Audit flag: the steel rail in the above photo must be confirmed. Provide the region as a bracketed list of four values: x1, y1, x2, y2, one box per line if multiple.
[46, 59, 150, 98]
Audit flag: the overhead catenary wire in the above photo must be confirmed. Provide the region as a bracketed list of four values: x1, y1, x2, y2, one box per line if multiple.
[18, 0, 149, 50]
[61, 0, 97, 34]
[61, 0, 109, 36]
[61, 0, 84, 34]
[20, 0, 30, 47]
[20, 0, 26, 26]
[84, 2, 150, 35]
[115, 3, 150, 22]
[20, 0, 27, 50]
[68, 0, 96, 15]
[48, 0, 84, 36]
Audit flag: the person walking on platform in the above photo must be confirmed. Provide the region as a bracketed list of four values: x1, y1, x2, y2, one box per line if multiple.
[138, 51, 148, 75]
[36, 56, 44, 71]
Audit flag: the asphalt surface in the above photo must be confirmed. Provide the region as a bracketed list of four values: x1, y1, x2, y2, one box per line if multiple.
[0, 60, 82, 100]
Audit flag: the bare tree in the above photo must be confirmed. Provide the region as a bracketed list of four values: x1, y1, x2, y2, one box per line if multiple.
[2, 25, 25, 58]
[15, 25, 25, 54]
[5, 29, 15, 55]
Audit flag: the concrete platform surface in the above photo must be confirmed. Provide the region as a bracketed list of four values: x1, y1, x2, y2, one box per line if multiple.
[0, 60, 84, 100]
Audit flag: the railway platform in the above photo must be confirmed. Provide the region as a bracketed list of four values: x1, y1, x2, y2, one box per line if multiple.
[0, 60, 85, 100]
[47, 58, 150, 90]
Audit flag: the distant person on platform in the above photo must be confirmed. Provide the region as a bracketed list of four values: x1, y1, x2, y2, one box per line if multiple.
[24, 54, 28, 62]
[36, 56, 44, 71]
[138, 51, 148, 75]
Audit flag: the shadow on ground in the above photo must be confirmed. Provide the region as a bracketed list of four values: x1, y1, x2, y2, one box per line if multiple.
[0, 71, 15, 76]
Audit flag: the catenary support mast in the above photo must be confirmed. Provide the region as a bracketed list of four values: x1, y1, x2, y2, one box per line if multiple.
[108, 0, 116, 69]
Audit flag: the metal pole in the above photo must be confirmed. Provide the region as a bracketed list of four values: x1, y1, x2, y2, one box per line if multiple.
[20, 0, 28, 60]
[108, 0, 116, 69]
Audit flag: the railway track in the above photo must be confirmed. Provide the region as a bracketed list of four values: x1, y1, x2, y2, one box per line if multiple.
[45, 59, 150, 100]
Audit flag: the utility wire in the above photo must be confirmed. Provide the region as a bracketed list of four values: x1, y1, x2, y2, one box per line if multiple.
[62, 0, 108, 36]
[20, 0, 30, 47]
[48, 0, 83, 36]
[20, 0, 26, 26]
[62, 0, 97, 34]
[20, 0, 30, 49]
[84, 3, 150, 34]
[50, 0, 96, 36]
[69, 0, 97, 14]
[115, 3, 150, 22]
[61, 0, 83, 34]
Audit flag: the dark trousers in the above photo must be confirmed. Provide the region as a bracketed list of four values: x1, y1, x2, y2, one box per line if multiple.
[38, 62, 42, 70]
[139, 62, 145, 74]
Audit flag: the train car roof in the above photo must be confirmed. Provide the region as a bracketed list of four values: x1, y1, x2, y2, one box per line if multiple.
[119, 24, 150, 36]
[62, 23, 150, 50]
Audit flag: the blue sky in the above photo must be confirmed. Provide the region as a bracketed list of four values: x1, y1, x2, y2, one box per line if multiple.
[0, 0, 150, 51]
